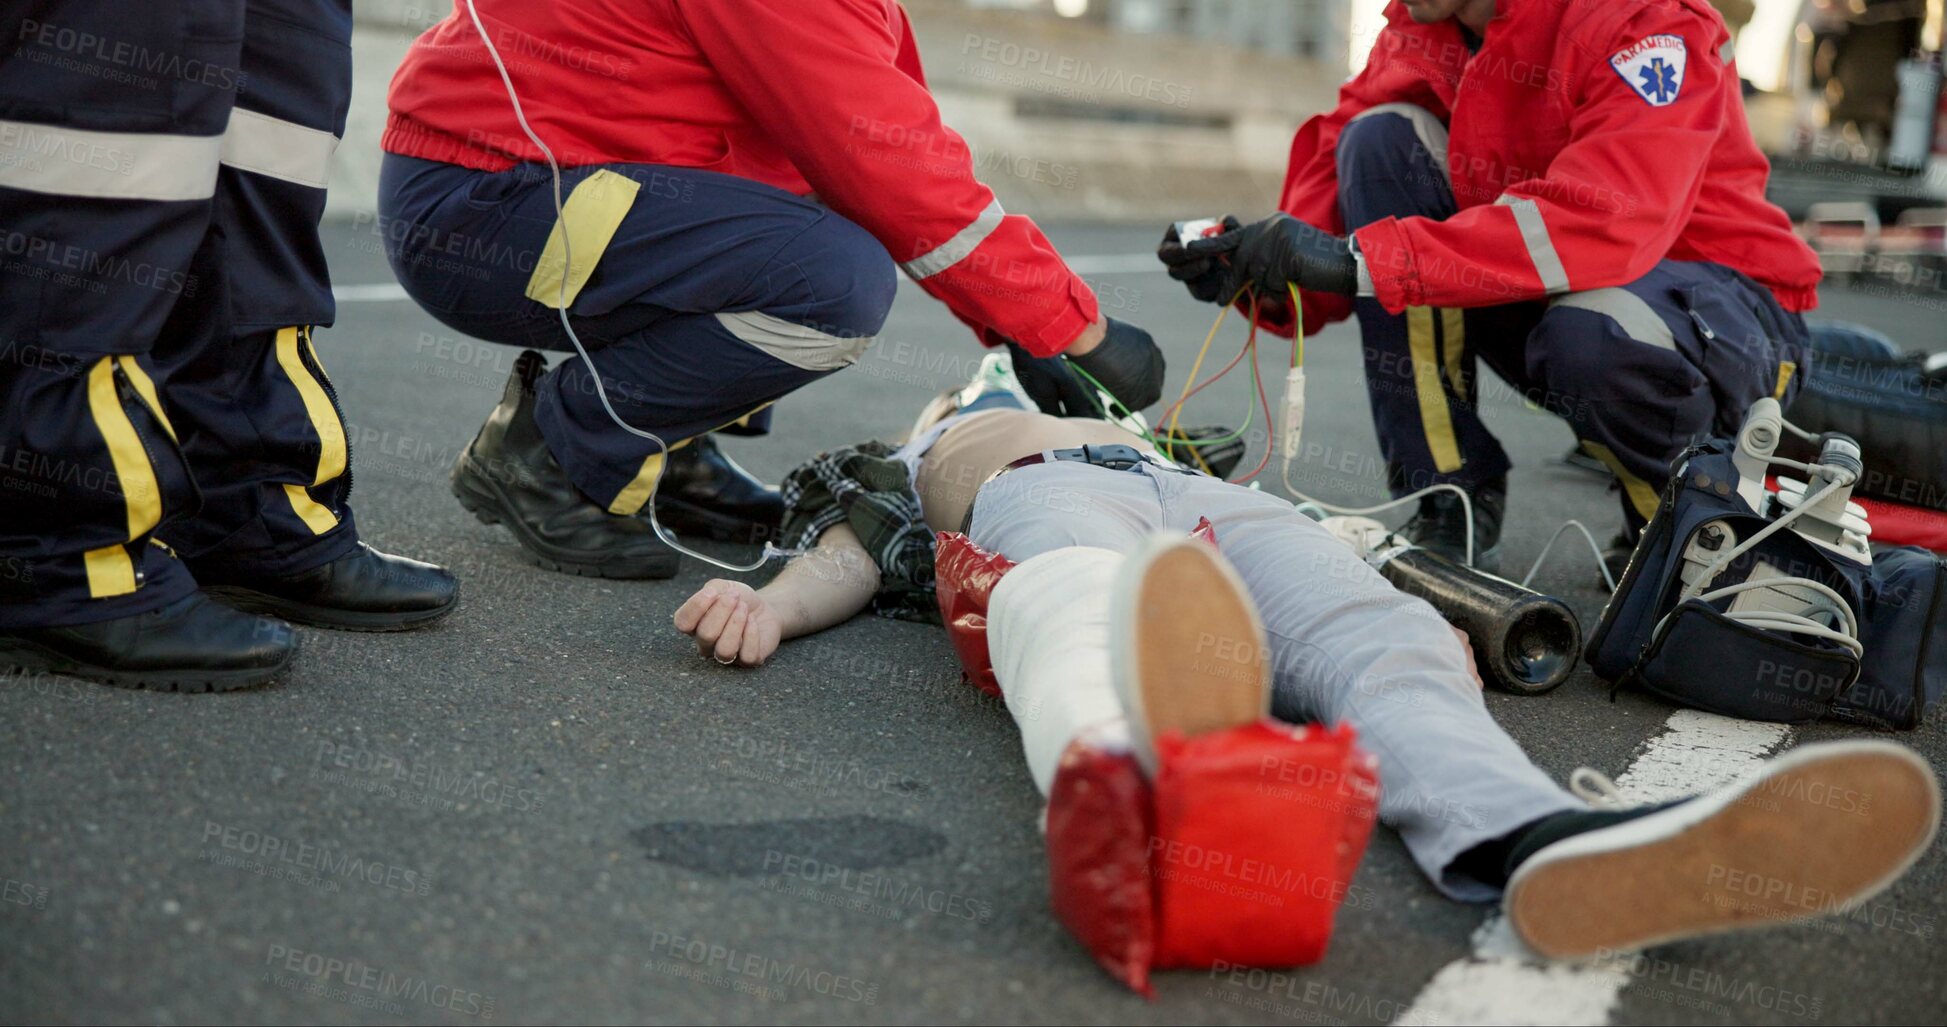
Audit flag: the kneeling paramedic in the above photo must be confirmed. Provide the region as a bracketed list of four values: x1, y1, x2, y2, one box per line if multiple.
[0, 0, 455, 692]
[1160, 0, 1818, 571]
[376, 0, 1166, 579]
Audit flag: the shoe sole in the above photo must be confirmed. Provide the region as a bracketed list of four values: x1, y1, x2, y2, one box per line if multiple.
[1506, 740, 1941, 959]
[0, 635, 295, 693]
[1108, 535, 1271, 772]
[200, 585, 459, 633]
[451, 455, 680, 580]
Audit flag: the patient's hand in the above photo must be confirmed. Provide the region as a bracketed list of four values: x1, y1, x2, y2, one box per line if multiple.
[675, 579, 783, 667]
[1451, 627, 1483, 691]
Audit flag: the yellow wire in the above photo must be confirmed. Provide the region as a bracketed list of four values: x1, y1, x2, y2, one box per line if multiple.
[1288, 282, 1304, 369]
[1165, 285, 1247, 466]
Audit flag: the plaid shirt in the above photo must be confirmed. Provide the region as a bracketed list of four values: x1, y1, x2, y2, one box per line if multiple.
[779, 441, 939, 623]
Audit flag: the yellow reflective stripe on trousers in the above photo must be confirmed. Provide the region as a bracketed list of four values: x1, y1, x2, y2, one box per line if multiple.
[609, 451, 668, 517]
[274, 327, 345, 533]
[1582, 441, 1661, 521]
[1773, 360, 1796, 400]
[526, 169, 642, 310]
[1440, 307, 1465, 395]
[606, 402, 776, 516]
[83, 356, 162, 598]
[1407, 306, 1463, 473]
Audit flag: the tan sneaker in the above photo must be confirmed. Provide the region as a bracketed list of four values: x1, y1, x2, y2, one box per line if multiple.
[1107, 534, 1271, 774]
[1506, 739, 1941, 959]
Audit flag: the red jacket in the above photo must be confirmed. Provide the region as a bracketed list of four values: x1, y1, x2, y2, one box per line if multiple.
[382, 0, 1097, 357]
[1274, 0, 1820, 337]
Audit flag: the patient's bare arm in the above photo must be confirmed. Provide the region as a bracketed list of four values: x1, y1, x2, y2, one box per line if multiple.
[673, 523, 882, 666]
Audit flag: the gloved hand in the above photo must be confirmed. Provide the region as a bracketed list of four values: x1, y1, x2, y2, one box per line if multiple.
[1004, 341, 1099, 417]
[1067, 317, 1166, 412]
[1157, 216, 1242, 304]
[1184, 213, 1359, 299]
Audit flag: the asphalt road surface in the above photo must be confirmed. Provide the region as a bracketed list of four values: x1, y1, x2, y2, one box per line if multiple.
[3, 222, 1943, 1025]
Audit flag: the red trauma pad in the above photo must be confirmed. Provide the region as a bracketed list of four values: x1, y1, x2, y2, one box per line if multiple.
[933, 520, 1219, 696]
[1149, 721, 1379, 970]
[1046, 743, 1159, 996]
[1046, 723, 1380, 996]
[933, 531, 1016, 697]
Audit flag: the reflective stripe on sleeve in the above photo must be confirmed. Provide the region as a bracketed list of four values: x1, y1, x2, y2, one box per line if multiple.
[0, 118, 221, 201]
[1497, 195, 1571, 295]
[901, 199, 1005, 280]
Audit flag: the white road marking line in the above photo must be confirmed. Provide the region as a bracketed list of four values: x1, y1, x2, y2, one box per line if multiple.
[1395, 711, 1794, 1027]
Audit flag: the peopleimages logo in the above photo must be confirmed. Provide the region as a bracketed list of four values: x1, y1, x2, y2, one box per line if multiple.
[263, 944, 495, 1019]
[313, 742, 543, 812]
[647, 930, 879, 1004]
[199, 821, 432, 895]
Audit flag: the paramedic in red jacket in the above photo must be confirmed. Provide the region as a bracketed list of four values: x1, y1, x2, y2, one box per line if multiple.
[1160, 0, 1819, 571]
[377, 0, 1164, 579]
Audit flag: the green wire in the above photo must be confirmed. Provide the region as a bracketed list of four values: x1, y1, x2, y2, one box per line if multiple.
[1064, 357, 1255, 448]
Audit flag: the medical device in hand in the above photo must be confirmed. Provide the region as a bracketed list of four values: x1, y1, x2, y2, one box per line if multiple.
[1172, 218, 1226, 247]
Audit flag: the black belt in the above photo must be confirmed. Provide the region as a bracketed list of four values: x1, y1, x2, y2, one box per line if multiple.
[960, 444, 1195, 533]
[996, 443, 1197, 480]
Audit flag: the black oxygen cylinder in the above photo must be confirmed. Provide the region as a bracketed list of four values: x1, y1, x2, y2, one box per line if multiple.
[1370, 546, 1582, 695]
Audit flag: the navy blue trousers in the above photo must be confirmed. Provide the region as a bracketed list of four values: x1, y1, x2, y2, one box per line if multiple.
[0, 0, 359, 628]
[377, 154, 897, 514]
[1336, 109, 1807, 527]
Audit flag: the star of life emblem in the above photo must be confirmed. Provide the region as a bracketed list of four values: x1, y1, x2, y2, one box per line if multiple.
[1610, 34, 1687, 107]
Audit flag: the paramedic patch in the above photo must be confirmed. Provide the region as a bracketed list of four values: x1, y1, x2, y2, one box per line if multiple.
[1610, 35, 1687, 107]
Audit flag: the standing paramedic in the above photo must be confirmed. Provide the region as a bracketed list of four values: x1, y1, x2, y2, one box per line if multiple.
[377, 0, 1167, 580]
[1, 1, 456, 693]
[1159, 0, 1820, 571]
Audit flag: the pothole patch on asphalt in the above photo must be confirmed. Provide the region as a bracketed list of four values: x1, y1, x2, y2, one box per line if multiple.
[632, 814, 947, 877]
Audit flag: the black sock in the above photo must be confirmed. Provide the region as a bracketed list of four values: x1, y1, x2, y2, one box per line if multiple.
[1450, 812, 1558, 889]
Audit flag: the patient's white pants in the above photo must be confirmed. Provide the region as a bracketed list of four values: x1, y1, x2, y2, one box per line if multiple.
[972, 462, 1582, 900]
[986, 546, 1132, 796]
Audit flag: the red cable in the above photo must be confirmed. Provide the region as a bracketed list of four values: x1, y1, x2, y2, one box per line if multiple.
[1230, 296, 1276, 483]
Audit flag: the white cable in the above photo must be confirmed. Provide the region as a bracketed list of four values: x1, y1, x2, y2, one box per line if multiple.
[465, 0, 796, 573]
[1519, 519, 1616, 592]
[1281, 457, 1475, 568]
[1655, 469, 1864, 660]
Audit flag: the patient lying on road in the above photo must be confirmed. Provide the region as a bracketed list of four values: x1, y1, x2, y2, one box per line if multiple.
[674, 354, 1941, 961]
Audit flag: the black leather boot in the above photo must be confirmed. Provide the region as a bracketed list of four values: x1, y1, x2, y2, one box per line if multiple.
[1399, 476, 1507, 573]
[651, 435, 783, 544]
[0, 593, 295, 692]
[194, 543, 458, 631]
[451, 350, 679, 579]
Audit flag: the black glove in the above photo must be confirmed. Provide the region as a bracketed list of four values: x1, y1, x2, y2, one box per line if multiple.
[1067, 317, 1165, 411]
[1157, 216, 1242, 304]
[1184, 213, 1359, 299]
[1004, 341, 1098, 417]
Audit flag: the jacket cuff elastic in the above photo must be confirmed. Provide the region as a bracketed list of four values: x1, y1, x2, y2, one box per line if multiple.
[1352, 218, 1419, 315]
